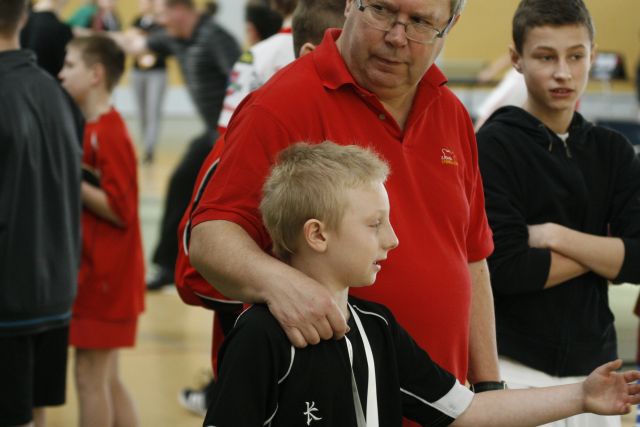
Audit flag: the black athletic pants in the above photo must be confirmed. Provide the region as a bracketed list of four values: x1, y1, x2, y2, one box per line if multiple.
[152, 131, 216, 271]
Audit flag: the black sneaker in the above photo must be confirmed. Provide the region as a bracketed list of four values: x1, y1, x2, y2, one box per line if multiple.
[146, 267, 174, 291]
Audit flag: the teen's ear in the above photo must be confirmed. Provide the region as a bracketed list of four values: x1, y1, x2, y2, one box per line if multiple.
[589, 43, 598, 67]
[299, 42, 316, 58]
[302, 218, 328, 253]
[509, 45, 522, 73]
[90, 62, 105, 87]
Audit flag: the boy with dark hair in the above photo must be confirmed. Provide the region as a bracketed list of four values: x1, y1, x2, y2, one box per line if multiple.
[205, 141, 640, 426]
[0, 1, 82, 426]
[477, 1, 640, 426]
[59, 35, 145, 427]
[292, 0, 345, 58]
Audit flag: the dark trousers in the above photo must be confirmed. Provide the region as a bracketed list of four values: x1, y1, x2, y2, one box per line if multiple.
[152, 131, 215, 271]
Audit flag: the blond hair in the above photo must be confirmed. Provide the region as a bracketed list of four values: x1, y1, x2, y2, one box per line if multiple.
[260, 141, 389, 261]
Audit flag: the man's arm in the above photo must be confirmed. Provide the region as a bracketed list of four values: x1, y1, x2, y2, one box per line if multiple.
[466, 259, 500, 384]
[529, 223, 624, 281]
[190, 220, 348, 347]
[452, 359, 640, 426]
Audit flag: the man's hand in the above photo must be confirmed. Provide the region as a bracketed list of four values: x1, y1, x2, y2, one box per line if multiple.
[190, 220, 348, 348]
[265, 271, 348, 347]
[583, 359, 640, 415]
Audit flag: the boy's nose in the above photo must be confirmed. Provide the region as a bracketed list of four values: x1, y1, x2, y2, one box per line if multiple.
[384, 226, 399, 251]
[553, 61, 573, 80]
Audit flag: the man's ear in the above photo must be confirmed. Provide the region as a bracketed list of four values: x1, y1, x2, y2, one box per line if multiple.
[299, 42, 316, 58]
[344, 0, 354, 17]
[302, 218, 328, 253]
[509, 45, 522, 73]
[448, 13, 461, 32]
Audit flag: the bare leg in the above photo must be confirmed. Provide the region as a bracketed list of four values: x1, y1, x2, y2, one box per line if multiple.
[32, 408, 46, 427]
[74, 349, 112, 427]
[108, 351, 139, 427]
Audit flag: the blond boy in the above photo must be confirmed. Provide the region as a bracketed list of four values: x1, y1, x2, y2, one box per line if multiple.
[204, 141, 640, 426]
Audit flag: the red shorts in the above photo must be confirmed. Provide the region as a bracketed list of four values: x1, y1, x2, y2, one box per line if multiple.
[69, 316, 138, 349]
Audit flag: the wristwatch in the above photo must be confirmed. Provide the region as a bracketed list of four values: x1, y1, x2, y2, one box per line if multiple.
[472, 381, 508, 393]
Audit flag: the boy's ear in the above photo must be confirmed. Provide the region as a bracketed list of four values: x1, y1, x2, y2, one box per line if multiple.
[509, 45, 522, 73]
[302, 218, 328, 253]
[299, 42, 316, 58]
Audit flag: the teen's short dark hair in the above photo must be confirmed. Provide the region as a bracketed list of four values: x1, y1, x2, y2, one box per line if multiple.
[67, 35, 126, 93]
[512, 0, 595, 53]
[292, 0, 345, 58]
[166, 0, 195, 9]
[271, 0, 297, 17]
[0, 0, 28, 37]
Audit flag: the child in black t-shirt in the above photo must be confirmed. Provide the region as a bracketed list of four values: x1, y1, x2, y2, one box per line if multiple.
[205, 141, 640, 427]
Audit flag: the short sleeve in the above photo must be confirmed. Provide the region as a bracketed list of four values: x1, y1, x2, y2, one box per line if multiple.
[94, 118, 137, 226]
[463, 118, 494, 262]
[191, 103, 292, 249]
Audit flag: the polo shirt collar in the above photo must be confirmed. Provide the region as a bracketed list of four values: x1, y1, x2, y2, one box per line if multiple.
[313, 28, 449, 95]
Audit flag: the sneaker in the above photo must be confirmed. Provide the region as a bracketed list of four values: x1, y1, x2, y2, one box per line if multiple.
[178, 388, 207, 417]
[146, 266, 174, 291]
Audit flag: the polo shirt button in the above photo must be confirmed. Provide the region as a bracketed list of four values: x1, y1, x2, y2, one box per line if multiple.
[378, 114, 386, 120]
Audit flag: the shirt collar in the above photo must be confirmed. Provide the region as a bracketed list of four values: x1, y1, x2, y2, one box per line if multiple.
[313, 28, 449, 94]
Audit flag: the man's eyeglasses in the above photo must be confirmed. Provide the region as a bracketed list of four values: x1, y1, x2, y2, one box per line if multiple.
[356, 0, 455, 44]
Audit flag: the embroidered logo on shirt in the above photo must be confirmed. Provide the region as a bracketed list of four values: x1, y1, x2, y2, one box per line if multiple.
[303, 401, 322, 425]
[441, 148, 459, 166]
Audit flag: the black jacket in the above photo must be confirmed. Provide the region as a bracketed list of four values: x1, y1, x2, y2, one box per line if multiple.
[477, 106, 640, 376]
[205, 297, 472, 426]
[0, 50, 81, 335]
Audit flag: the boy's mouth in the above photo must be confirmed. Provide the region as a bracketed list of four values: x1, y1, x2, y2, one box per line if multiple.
[550, 88, 573, 94]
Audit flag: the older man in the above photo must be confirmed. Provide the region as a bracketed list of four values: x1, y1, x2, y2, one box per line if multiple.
[190, 3, 501, 423]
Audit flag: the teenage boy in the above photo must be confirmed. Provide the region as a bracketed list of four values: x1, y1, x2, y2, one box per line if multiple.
[205, 141, 640, 426]
[0, 1, 81, 425]
[59, 35, 145, 427]
[477, 1, 640, 426]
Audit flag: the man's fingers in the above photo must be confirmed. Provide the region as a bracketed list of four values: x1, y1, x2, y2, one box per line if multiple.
[623, 370, 640, 383]
[626, 383, 640, 395]
[283, 326, 308, 349]
[315, 317, 335, 341]
[596, 358, 622, 375]
[297, 323, 322, 347]
[325, 302, 348, 339]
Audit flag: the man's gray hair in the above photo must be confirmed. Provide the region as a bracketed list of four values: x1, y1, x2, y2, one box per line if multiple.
[452, 0, 466, 16]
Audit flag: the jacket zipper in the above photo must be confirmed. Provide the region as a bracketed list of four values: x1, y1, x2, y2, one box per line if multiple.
[542, 124, 573, 158]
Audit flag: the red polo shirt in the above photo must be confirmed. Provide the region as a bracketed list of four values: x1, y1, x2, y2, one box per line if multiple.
[192, 29, 493, 381]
